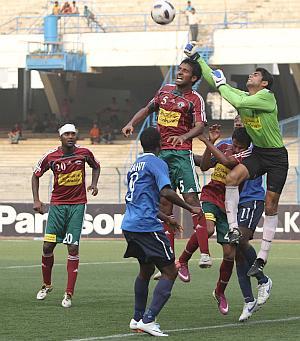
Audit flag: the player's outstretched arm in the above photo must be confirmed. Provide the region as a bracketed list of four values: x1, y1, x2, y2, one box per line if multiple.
[160, 185, 201, 215]
[184, 42, 216, 89]
[219, 86, 276, 112]
[121, 105, 154, 137]
[184, 42, 245, 95]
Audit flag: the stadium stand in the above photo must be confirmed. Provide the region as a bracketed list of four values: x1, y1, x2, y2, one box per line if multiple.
[0, 0, 299, 35]
[0, 136, 133, 203]
[0, 132, 298, 203]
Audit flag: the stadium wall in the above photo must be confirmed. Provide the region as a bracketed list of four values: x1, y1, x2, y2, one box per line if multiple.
[0, 28, 300, 72]
[0, 203, 299, 240]
[211, 28, 300, 65]
[0, 31, 188, 70]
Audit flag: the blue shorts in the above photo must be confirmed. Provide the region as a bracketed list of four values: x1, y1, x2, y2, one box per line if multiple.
[237, 200, 264, 231]
[123, 230, 175, 268]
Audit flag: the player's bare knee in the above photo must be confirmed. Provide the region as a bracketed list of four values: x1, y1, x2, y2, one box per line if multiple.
[43, 241, 55, 255]
[238, 228, 252, 248]
[206, 223, 215, 238]
[165, 270, 177, 281]
[160, 263, 177, 280]
[223, 245, 235, 260]
[139, 264, 155, 280]
[238, 237, 250, 251]
[265, 203, 278, 216]
[225, 172, 238, 186]
[67, 244, 79, 256]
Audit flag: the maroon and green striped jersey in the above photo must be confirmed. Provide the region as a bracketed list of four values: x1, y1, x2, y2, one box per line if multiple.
[34, 146, 100, 205]
[148, 84, 206, 151]
[200, 141, 251, 210]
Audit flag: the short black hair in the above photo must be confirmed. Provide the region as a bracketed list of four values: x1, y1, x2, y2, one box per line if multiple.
[232, 127, 251, 147]
[256, 67, 273, 90]
[180, 58, 202, 84]
[140, 127, 161, 151]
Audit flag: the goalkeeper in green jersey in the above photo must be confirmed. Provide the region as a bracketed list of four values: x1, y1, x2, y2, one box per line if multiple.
[184, 43, 289, 278]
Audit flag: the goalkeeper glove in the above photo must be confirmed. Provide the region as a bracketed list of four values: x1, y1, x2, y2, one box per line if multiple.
[184, 42, 200, 60]
[212, 69, 226, 88]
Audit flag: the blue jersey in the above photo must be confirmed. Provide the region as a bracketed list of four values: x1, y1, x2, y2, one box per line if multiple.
[121, 153, 171, 232]
[216, 138, 265, 204]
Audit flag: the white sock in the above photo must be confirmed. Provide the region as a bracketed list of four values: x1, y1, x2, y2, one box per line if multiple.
[225, 186, 239, 231]
[257, 214, 278, 262]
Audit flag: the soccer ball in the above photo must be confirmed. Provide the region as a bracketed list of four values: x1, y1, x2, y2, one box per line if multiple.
[151, 1, 176, 25]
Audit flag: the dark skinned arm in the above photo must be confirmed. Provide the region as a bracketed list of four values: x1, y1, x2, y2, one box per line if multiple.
[87, 167, 100, 196]
[199, 143, 215, 171]
[160, 186, 201, 215]
[198, 136, 239, 169]
[121, 103, 155, 137]
[167, 121, 205, 147]
[32, 174, 45, 214]
[157, 211, 183, 233]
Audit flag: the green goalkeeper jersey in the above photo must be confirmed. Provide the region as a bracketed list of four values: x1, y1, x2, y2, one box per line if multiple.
[198, 57, 284, 148]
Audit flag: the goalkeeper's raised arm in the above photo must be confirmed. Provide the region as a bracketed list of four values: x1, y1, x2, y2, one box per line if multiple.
[184, 42, 216, 89]
[184, 42, 245, 97]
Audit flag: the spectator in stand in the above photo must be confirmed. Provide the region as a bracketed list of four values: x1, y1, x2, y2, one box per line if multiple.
[89, 123, 101, 144]
[52, 1, 61, 15]
[187, 8, 200, 42]
[101, 125, 113, 144]
[83, 5, 106, 32]
[8, 124, 21, 144]
[61, 2, 72, 14]
[16, 123, 23, 139]
[70, 1, 79, 14]
[186, 1, 193, 12]
[181, 1, 193, 25]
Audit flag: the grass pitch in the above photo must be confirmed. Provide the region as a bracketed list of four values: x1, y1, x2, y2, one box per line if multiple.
[0, 239, 299, 341]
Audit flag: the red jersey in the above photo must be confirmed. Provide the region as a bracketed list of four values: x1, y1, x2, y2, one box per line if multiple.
[200, 142, 251, 211]
[148, 84, 206, 150]
[34, 146, 100, 205]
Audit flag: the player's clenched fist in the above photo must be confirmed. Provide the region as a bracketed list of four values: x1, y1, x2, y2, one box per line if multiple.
[122, 124, 134, 137]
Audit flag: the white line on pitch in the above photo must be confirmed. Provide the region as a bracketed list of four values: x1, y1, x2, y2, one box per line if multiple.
[1, 256, 299, 270]
[66, 316, 300, 341]
[0, 260, 136, 269]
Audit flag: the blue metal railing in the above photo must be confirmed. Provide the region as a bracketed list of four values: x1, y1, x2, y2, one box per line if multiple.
[3, 10, 299, 35]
